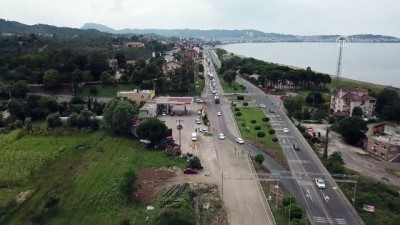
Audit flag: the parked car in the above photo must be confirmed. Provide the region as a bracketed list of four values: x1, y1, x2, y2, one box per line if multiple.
[196, 119, 201, 124]
[259, 104, 266, 108]
[236, 138, 244, 144]
[283, 128, 289, 133]
[219, 133, 225, 140]
[199, 128, 208, 133]
[269, 109, 275, 113]
[162, 112, 167, 116]
[183, 168, 198, 174]
[178, 112, 183, 116]
[217, 111, 222, 116]
[170, 111, 175, 116]
[315, 178, 326, 189]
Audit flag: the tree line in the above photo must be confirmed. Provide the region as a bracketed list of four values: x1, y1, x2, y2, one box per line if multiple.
[219, 56, 332, 91]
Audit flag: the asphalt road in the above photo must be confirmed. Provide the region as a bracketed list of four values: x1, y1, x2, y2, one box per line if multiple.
[235, 75, 364, 225]
[202, 55, 277, 225]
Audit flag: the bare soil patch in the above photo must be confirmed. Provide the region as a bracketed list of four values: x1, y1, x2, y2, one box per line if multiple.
[132, 168, 177, 204]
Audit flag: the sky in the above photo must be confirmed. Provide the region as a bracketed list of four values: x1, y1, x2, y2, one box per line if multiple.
[1, 0, 400, 37]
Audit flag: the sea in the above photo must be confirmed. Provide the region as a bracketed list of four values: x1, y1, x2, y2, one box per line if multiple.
[222, 43, 400, 88]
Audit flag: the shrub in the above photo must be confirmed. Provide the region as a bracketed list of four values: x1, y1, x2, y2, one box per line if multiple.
[250, 119, 257, 123]
[189, 156, 203, 170]
[255, 154, 265, 165]
[233, 103, 237, 107]
[257, 131, 265, 137]
[283, 195, 296, 206]
[120, 169, 139, 197]
[237, 95, 244, 100]
[235, 112, 242, 116]
[262, 117, 270, 122]
[235, 108, 240, 111]
[272, 137, 278, 142]
[254, 126, 261, 130]
[241, 122, 246, 127]
[243, 102, 248, 106]
[269, 129, 275, 135]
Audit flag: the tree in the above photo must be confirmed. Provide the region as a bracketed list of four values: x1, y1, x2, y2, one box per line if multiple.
[46, 112, 62, 129]
[120, 169, 139, 197]
[328, 151, 345, 165]
[352, 106, 363, 117]
[283, 195, 296, 206]
[103, 98, 138, 135]
[115, 52, 126, 67]
[305, 91, 325, 106]
[12, 80, 29, 98]
[7, 99, 27, 120]
[189, 156, 203, 170]
[43, 69, 60, 87]
[257, 131, 265, 138]
[66, 112, 78, 127]
[100, 71, 113, 84]
[136, 118, 168, 144]
[24, 117, 33, 131]
[337, 117, 368, 145]
[222, 69, 236, 86]
[255, 154, 265, 165]
[285, 203, 303, 220]
[76, 109, 95, 128]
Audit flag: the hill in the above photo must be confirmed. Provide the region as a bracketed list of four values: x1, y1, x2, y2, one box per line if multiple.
[0, 19, 108, 38]
[81, 22, 400, 42]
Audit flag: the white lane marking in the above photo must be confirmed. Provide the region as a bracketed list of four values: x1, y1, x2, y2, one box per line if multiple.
[306, 189, 313, 202]
[314, 217, 347, 224]
[322, 191, 330, 203]
[248, 204, 253, 215]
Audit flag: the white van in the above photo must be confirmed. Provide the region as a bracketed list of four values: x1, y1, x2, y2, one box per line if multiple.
[191, 132, 197, 141]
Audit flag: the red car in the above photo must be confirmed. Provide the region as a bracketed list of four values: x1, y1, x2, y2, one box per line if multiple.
[183, 168, 198, 174]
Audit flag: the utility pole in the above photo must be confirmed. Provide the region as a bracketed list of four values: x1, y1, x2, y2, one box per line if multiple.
[323, 124, 329, 159]
[176, 119, 183, 148]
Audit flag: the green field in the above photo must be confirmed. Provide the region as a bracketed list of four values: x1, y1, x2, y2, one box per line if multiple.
[0, 131, 189, 225]
[233, 107, 283, 162]
[227, 97, 253, 103]
[326, 77, 385, 94]
[77, 84, 138, 97]
[217, 75, 246, 93]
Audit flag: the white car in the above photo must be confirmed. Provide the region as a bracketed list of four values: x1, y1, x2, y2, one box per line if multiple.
[236, 138, 244, 144]
[217, 112, 222, 116]
[219, 133, 225, 140]
[196, 119, 201, 124]
[196, 99, 204, 103]
[162, 112, 167, 116]
[259, 104, 266, 108]
[283, 128, 289, 133]
[315, 178, 326, 189]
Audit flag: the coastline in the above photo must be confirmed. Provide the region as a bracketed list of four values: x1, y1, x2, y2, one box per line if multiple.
[221, 50, 397, 91]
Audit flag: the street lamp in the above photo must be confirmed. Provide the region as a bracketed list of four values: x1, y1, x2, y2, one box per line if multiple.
[275, 184, 279, 209]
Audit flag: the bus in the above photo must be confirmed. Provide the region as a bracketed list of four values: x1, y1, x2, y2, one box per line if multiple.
[214, 95, 220, 104]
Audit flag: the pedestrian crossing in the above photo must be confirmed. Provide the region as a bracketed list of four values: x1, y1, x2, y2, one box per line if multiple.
[314, 216, 347, 224]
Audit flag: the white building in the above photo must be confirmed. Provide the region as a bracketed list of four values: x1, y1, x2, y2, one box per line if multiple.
[330, 88, 377, 117]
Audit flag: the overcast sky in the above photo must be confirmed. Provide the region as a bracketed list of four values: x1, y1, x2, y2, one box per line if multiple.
[1, 0, 399, 37]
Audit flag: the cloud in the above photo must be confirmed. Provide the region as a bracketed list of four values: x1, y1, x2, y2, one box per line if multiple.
[0, 0, 399, 37]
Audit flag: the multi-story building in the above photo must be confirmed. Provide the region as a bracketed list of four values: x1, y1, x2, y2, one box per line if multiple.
[125, 42, 145, 48]
[117, 89, 155, 105]
[184, 49, 198, 59]
[162, 61, 181, 75]
[366, 124, 400, 161]
[330, 88, 377, 117]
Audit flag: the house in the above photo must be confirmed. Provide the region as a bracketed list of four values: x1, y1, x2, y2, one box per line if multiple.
[330, 88, 377, 117]
[117, 89, 155, 105]
[125, 42, 145, 48]
[138, 102, 157, 120]
[108, 59, 118, 71]
[162, 61, 181, 75]
[184, 49, 198, 59]
[366, 123, 400, 161]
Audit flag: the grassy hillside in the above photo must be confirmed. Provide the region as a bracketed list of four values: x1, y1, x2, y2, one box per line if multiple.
[0, 130, 189, 225]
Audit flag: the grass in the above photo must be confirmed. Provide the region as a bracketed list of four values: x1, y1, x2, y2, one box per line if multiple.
[385, 168, 400, 178]
[217, 75, 246, 93]
[0, 131, 189, 225]
[326, 77, 384, 94]
[77, 83, 138, 98]
[233, 107, 283, 162]
[227, 97, 253, 103]
[193, 77, 205, 97]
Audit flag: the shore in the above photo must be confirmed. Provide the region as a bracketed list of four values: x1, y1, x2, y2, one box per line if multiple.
[221, 50, 397, 91]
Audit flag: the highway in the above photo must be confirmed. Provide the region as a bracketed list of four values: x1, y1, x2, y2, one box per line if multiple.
[205, 47, 364, 225]
[202, 54, 277, 225]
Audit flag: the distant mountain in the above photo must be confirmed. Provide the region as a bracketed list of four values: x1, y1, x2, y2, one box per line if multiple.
[0, 19, 107, 37]
[81, 23, 294, 39]
[81, 23, 400, 43]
